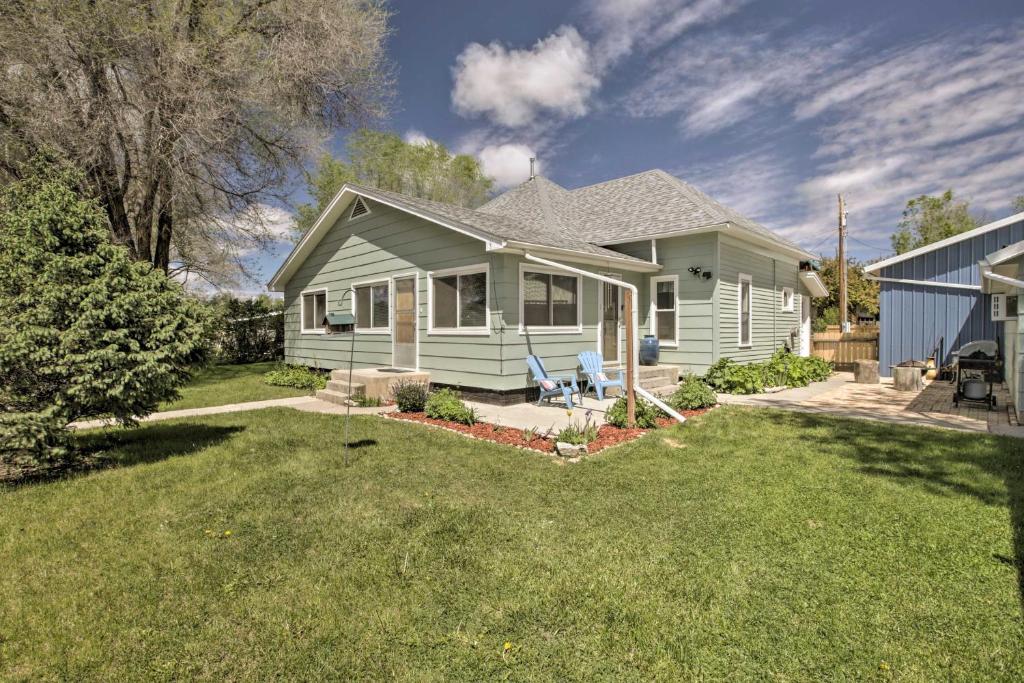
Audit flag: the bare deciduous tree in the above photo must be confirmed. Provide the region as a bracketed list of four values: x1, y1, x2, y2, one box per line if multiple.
[0, 0, 391, 286]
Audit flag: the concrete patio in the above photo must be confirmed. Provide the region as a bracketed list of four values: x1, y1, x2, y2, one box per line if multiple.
[719, 372, 1023, 437]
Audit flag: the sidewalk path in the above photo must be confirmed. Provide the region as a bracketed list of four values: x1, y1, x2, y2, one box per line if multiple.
[70, 396, 393, 430]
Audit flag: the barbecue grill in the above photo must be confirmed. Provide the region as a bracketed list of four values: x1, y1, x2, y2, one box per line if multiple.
[951, 340, 1001, 410]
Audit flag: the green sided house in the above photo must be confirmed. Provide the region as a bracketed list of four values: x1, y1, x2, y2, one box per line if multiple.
[268, 169, 827, 403]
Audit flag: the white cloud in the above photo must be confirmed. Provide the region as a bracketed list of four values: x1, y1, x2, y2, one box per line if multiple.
[477, 143, 538, 189]
[451, 26, 599, 128]
[584, 0, 749, 68]
[403, 129, 431, 146]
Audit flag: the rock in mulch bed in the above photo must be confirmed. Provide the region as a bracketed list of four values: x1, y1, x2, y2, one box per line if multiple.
[388, 408, 713, 457]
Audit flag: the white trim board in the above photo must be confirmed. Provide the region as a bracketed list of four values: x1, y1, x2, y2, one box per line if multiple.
[864, 275, 981, 291]
[865, 211, 1024, 273]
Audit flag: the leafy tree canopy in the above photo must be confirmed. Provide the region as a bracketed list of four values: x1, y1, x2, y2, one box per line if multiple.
[0, 160, 209, 463]
[814, 256, 879, 322]
[1013, 195, 1024, 213]
[294, 130, 493, 236]
[890, 190, 977, 254]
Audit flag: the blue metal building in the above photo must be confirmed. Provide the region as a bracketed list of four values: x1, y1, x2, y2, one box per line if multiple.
[865, 215, 1024, 376]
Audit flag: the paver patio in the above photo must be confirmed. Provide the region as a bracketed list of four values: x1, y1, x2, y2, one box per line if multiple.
[719, 372, 1023, 437]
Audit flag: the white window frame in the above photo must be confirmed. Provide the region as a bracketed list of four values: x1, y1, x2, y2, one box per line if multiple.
[992, 293, 1019, 322]
[649, 274, 679, 347]
[300, 287, 328, 334]
[518, 263, 583, 335]
[351, 279, 391, 334]
[738, 273, 753, 348]
[780, 286, 794, 312]
[427, 263, 490, 336]
[348, 195, 372, 221]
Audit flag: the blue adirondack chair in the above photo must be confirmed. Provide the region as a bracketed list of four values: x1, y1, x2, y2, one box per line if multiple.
[577, 351, 625, 400]
[526, 354, 582, 410]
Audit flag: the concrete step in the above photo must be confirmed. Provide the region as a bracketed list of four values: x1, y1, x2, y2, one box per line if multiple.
[644, 383, 680, 396]
[324, 379, 365, 396]
[315, 389, 352, 406]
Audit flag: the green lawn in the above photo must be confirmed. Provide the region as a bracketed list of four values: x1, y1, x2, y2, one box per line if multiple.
[159, 361, 310, 411]
[2, 408, 1022, 680]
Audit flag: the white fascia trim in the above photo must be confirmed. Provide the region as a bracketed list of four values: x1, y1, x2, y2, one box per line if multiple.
[649, 274, 679, 347]
[299, 287, 328, 334]
[518, 262, 584, 335]
[864, 275, 982, 291]
[426, 262, 491, 336]
[983, 270, 1024, 290]
[501, 241, 661, 272]
[267, 185, 506, 291]
[594, 224, 726, 246]
[865, 211, 1024, 273]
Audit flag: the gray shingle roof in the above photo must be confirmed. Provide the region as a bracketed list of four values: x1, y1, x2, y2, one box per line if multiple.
[478, 169, 809, 255]
[355, 184, 645, 262]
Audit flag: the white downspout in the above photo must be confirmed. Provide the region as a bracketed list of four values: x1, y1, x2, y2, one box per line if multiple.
[523, 253, 686, 424]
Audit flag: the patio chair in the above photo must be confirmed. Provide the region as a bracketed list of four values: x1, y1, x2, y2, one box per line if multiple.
[577, 351, 625, 400]
[526, 354, 582, 410]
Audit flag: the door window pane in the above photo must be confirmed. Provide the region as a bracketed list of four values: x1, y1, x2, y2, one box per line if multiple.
[459, 272, 487, 327]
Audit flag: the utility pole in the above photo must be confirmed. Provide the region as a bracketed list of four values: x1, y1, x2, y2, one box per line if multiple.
[837, 194, 849, 332]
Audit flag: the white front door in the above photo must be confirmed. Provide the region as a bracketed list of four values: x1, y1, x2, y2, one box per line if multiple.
[800, 295, 812, 357]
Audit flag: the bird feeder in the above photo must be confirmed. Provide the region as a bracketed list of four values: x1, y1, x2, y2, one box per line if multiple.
[322, 312, 355, 335]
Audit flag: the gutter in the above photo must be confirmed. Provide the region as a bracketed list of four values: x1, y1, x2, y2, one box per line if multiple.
[983, 270, 1024, 290]
[523, 252, 686, 424]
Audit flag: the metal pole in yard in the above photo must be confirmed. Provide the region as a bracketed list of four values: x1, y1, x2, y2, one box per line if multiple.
[624, 287, 636, 428]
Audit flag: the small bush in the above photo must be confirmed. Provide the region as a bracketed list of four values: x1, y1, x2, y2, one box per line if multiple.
[263, 364, 327, 391]
[391, 380, 429, 412]
[669, 374, 717, 410]
[424, 388, 477, 425]
[605, 396, 664, 429]
[703, 349, 833, 394]
[555, 413, 599, 445]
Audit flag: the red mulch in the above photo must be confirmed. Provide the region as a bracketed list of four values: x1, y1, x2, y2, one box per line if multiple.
[388, 406, 713, 456]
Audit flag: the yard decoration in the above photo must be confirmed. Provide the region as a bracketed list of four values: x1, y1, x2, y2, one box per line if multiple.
[0, 160, 209, 465]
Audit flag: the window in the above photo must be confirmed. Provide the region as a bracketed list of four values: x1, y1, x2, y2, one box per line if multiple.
[520, 268, 580, 332]
[353, 281, 389, 332]
[429, 265, 489, 334]
[738, 274, 753, 347]
[992, 293, 1019, 321]
[301, 289, 327, 333]
[781, 286, 794, 312]
[650, 275, 678, 345]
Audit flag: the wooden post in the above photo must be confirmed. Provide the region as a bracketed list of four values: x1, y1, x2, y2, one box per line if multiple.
[838, 194, 849, 332]
[624, 287, 636, 428]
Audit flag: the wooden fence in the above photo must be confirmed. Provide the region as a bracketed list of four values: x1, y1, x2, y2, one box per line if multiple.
[812, 325, 879, 369]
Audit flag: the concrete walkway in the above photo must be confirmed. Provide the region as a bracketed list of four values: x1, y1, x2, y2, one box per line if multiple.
[70, 396, 393, 430]
[718, 372, 1024, 437]
[466, 395, 619, 432]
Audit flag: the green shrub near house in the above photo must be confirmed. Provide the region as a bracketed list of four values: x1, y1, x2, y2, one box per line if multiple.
[424, 388, 477, 425]
[391, 380, 430, 412]
[262, 364, 328, 391]
[668, 375, 718, 410]
[605, 396, 664, 429]
[704, 349, 833, 395]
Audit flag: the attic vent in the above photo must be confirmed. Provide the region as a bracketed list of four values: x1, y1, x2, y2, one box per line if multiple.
[349, 196, 370, 219]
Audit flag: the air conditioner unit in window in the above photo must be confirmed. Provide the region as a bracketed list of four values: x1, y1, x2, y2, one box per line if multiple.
[991, 293, 1019, 322]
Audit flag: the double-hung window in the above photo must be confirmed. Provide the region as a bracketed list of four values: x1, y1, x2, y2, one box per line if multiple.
[521, 268, 580, 331]
[780, 286, 794, 312]
[301, 289, 327, 333]
[430, 265, 489, 333]
[738, 274, 753, 347]
[650, 275, 678, 345]
[353, 281, 390, 332]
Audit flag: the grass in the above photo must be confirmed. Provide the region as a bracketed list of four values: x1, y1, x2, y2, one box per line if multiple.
[1, 407, 1022, 680]
[159, 361, 311, 411]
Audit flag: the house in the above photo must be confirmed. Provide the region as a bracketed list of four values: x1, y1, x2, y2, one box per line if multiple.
[268, 169, 827, 403]
[863, 212, 1024, 418]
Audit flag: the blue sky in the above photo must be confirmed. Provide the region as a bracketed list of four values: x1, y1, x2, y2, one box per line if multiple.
[251, 0, 1024, 290]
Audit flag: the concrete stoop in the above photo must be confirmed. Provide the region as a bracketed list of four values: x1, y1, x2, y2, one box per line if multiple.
[325, 368, 431, 401]
[604, 364, 680, 392]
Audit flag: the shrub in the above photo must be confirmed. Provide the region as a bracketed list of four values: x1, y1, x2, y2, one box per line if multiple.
[391, 380, 429, 412]
[605, 396, 664, 429]
[209, 295, 284, 363]
[703, 358, 738, 392]
[668, 374, 717, 410]
[555, 415, 599, 445]
[0, 160, 209, 465]
[263, 364, 327, 391]
[703, 349, 833, 395]
[424, 388, 477, 425]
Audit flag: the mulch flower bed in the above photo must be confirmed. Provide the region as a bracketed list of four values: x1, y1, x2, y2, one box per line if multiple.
[388, 407, 713, 457]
